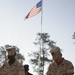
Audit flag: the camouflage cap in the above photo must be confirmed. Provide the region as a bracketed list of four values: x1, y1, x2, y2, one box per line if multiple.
[50, 47, 61, 60]
[6, 47, 16, 55]
[50, 47, 61, 53]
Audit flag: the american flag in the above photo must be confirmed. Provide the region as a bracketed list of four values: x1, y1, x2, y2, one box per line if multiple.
[24, 1, 42, 20]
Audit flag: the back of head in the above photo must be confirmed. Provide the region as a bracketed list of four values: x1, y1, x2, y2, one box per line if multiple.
[24, 64, 29, 71]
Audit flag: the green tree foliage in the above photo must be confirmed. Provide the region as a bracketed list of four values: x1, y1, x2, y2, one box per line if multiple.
[28, 32, 56, 75]
[0, 46, 6, 66]
[0, 44, 25, 67]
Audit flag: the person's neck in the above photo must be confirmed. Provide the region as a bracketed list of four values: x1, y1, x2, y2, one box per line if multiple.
[8, 59, 16, 66]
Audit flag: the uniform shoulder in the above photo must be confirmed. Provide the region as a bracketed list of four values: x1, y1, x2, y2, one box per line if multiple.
[63, 59, 74, 68]
[14, 60, 24, 68]
[15, 60, 22, 65]
[64, 59, 73, 65]
[48, 61, 56, 68]
[1, 61, 8, 67]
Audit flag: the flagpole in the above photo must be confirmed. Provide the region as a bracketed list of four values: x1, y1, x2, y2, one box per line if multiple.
[39, 0, 43, 75]
[41, 0, 44, 74]
[41, 0, 43, 33]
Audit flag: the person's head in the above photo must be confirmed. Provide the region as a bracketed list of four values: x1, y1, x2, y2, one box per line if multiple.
[6, 47, 16, 61]
[24, 64, 29, 72]
[50, 47, 62, 62]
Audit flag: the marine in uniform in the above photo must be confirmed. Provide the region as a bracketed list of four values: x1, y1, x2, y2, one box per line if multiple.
[46, 47, 74, 75]
[0, 47, 25, 75]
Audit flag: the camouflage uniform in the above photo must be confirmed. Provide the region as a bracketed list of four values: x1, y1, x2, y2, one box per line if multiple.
[46, 58, 74, 75]
[0, 60, 25, 75]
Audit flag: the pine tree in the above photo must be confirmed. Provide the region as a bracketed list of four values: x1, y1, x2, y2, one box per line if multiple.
[28, 32, 56, 75]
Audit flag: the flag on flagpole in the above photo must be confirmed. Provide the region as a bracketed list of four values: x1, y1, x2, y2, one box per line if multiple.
[24, 1, 42, 20]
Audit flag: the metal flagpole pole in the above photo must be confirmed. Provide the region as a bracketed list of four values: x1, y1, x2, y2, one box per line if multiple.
[38, 0, 43, 75]
[41, 0, 43, 33]
[40, 0, 43, 54]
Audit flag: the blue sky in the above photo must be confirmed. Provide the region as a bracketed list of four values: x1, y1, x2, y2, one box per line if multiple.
[0, 0, 75, 74]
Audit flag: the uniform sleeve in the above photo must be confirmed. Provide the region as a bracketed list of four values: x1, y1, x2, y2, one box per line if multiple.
[18, 65, 25, 75]
[66, 61, 74, 74]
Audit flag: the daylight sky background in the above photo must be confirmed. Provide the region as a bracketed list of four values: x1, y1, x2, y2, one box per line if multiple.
[0, 0, 75, 75]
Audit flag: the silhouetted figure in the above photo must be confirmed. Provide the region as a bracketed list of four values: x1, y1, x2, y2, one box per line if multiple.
[24, 64, 33, 75]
